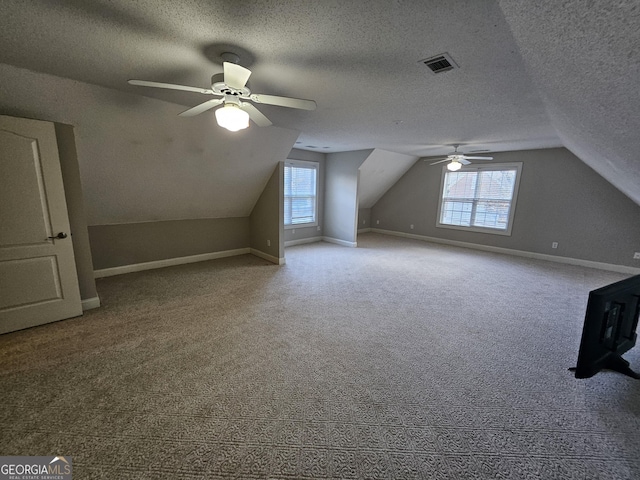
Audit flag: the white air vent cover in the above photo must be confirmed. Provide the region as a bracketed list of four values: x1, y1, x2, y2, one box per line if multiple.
[420, 52, 458, 74]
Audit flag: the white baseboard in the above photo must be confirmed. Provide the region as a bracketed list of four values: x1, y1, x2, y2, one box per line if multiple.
[371, 229, 640, 275]
[250, 248, 285, 265]
[81, 296, 101, 310]
[358, 228, 372, 234]
[322, 236, 357, 248]
[94, 248, 251, 278]
[285, 236, 323, 247]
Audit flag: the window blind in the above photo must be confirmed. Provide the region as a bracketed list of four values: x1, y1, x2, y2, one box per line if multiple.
[439, 166, 519, 232]
[284, 162, 318, 226]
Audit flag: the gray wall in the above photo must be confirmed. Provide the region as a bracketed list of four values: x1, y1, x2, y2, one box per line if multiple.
[250, 163, 283, 261]
[284, 148, 325, 245]
[357, 208, 372, 230]
[358, 149, 418, 208]
[0, 63, 298, 225]
[372, 148, 640, 267]
[324, 150, 372, 244]
[0, 63, 301, 273]
[54, 123, 98, 301]
[89, 217, 249, 270]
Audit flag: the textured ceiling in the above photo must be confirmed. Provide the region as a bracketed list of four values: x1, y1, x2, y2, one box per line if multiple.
[0, 0, 558, 157]
[497, 0, 640, 205]
[0, 0, 638, 204]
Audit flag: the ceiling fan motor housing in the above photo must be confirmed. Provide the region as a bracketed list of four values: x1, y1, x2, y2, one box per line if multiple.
[212, 79, 251, 98]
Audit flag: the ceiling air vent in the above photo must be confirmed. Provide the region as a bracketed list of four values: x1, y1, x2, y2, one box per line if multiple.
[420, 52, 458, 74]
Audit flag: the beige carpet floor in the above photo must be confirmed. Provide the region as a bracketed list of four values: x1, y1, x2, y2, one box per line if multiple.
[1, 232, 639, 479]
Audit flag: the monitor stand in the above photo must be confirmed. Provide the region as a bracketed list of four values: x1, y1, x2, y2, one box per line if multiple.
[604, 355, 640, 379]
[570, 354, 640, 379]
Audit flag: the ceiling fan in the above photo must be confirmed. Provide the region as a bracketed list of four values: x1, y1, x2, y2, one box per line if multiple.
[128, 54, 316, 132]
[429, 145, 494, 171]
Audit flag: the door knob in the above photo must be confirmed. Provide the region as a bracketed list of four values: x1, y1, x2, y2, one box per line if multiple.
[47, 232, 68, 239]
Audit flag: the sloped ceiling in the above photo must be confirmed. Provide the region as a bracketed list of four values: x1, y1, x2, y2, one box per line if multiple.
[0, 0, 638, 207]
[358, 150, 419, 209]
[497, 0, 640, 206]
[0, 63, 299, 224]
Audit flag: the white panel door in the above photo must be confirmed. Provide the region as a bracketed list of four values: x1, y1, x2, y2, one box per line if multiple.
[0, 115, 82, 334]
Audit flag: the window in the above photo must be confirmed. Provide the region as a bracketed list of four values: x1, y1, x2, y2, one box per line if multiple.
[436, 163, 522, 235]
[284, 160, 318, 228]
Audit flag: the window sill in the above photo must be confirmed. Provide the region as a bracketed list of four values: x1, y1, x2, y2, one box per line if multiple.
[285, 223, 318, 230]
[436, 223, 513, 236]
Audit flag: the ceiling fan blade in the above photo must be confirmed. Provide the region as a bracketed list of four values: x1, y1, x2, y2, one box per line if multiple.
[460, 159, 472, 165]
[128, 79, 214, 95]
[240, 103, 272, 127]
[223, 62, 252, 89]
[429, 158, 450, 165]
[462, 156, 494, 160]
[178, 98, 224, 117]
[250, 93, 317, 111]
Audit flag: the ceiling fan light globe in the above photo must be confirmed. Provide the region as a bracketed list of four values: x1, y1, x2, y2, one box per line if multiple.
[215, 105, 250, 131]
[447, 160, 462, 171]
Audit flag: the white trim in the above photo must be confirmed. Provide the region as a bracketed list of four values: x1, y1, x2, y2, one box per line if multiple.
[250, 248, 285, 265]
[371, 229, 640, 275]
[94, 248, 251, 278]
[285, 158, 320, 168]
[358, 228, 372, 234]
[284, 159, 319, 229]
[81, 296, 101, 310]
[322, 236, 357, 248]
[436, 162, 522, 236]
[285, 222, 318, 230]
[285, 236, 322, 247]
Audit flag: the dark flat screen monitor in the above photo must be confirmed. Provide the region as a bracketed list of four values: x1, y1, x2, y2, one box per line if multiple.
[572, 274, 640, 379]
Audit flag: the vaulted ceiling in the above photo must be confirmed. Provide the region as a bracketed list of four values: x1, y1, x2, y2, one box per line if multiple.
[0, 0, 638, 205]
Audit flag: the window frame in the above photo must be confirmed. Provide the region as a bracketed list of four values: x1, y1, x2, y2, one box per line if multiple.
[436, 162, 522, 236]
[284, 159, 319, 229]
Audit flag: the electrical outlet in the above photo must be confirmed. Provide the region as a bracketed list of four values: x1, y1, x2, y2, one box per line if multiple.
[362, 219, 366, 225]
[292, 229, 295, 234]
[376, 220, 379, 224]
[267, 239, 270, 247]
[317, 226, 320, 231]
[410, 224, 414, 230]
[634, 252, 640, 260]
[552, 242, 558, 249]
